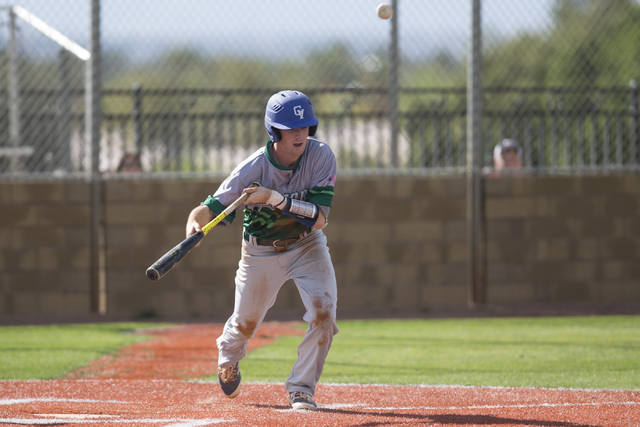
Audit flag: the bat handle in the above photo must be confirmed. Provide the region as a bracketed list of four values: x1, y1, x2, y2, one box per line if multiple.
[201, 183, 259, 235]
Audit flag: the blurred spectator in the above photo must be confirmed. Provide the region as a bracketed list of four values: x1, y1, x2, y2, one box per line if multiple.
[493, 139, 523, 172]
[117, 153, 143, 172]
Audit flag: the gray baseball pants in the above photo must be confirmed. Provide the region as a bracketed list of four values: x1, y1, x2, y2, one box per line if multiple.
[216, 228, 339, 396]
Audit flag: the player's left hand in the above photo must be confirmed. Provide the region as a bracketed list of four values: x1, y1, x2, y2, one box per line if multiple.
[242, 186, 272, 204]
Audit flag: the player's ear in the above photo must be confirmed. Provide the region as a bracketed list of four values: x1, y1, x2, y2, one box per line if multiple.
[272, 127, 282, 142]
[309, 125, 317, 137]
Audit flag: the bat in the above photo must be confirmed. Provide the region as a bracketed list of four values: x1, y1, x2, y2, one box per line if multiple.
[145, 183, 260, 281]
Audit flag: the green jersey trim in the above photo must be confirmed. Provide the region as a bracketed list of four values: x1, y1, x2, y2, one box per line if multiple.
[307, 185, 334, 208]
[202, 195, 238, 223]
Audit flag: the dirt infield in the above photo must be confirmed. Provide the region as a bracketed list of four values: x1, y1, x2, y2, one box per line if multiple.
[64, 323, 306, 380]
[1, 323, 639, 426]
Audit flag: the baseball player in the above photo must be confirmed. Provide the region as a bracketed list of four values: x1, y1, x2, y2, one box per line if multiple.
[185, 90, 338, 410]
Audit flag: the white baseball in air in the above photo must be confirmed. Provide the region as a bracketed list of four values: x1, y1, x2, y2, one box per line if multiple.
[376, 3, 393, 19]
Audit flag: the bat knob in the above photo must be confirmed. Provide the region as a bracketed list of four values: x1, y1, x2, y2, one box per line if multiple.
[146, 267, 160, 281]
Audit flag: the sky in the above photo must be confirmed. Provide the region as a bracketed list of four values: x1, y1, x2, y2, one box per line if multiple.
[0, 0, 557, 62]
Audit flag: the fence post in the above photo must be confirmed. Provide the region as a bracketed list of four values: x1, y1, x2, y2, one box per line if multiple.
[467, 0, 484, 307]
[57, 48, 72, 172]
[631, 79, 638, 165]
[132, 82, 142, 155]
[8, 8, 21, 173]
[389, 0, 399, 168]
[87, 0, 105, 314]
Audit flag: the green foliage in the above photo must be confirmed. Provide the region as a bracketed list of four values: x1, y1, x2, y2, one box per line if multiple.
[485, 34, 551, 89]
[9, 0, 636, 118]
[5, 0, 639, 101]
[0, 323, 168, 380]
[4, 0, 640, 173]
[111, 0, 640, 115]
[548, 0, 640, 87]
[479, 0, 640, 116]
[239, 316, 640, 389]
[405, 51, 465, 89]
[481, 0, 640, 91]
[306, 44, 360, 88]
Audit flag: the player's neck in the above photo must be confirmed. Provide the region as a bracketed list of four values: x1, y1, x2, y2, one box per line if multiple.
[271, 143, 299, 169]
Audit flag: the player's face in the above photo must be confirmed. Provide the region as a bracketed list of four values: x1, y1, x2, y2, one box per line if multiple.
[276, 127, 309, 165]
[495, 149, 522, 169]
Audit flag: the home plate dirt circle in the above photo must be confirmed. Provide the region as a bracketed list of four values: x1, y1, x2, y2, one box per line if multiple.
[0, 323, 638, 426]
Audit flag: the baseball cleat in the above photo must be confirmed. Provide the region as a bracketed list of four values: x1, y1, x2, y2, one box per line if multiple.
[289, 391, 317, 410]
[218, 362, 241, 398]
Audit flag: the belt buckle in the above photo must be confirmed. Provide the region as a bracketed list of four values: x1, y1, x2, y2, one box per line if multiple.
[272, 239, 289, 252]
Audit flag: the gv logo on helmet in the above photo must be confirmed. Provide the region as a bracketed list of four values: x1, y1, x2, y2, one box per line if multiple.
[293, 105, 304, 119]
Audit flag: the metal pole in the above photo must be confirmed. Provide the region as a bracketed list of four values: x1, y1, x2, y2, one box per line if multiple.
[87, 0, 105, 314]
[467, 0, 484, 307]
[389, 0, 399, 168]
[631, 79, 638, 165]
[57, 48, 72, 172]
[132, 82, 142, 155]
[8, 8, 21, 172]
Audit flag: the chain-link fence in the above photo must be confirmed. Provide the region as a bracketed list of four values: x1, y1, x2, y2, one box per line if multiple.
[0, 0, 639, 179]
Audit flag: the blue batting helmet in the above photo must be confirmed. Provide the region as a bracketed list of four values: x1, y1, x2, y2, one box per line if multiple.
[264, 90, 318, 142]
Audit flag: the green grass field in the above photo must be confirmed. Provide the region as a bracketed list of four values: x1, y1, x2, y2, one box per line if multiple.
[241, 315, 640, 390]
[1, 316, 639, 389]
[0, 323, 165, 380]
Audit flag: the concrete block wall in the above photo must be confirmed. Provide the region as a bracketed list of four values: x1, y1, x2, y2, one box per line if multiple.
[0, 181, 92, 315]
[484, 174, 640, 304]
[102, 176, 470, 318]
[1, 174, 639, 320]
[104, 179, 226, 318]
[325, 177, 469, 311]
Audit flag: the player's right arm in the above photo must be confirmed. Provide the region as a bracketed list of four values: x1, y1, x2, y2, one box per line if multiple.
[186, 205, 215, 245]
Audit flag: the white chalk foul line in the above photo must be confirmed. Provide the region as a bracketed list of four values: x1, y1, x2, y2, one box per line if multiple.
[0, 419, 230, 426]
[0, 398, 232, 426]
[275, 400, 640, 413]
[361, 400, 640, 411]
[0, 398, 132, 405]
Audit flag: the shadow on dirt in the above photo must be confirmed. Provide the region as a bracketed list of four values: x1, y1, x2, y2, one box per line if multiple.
[248, 403, 599, 427]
